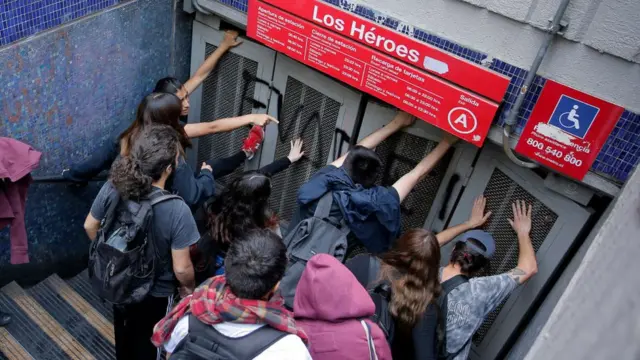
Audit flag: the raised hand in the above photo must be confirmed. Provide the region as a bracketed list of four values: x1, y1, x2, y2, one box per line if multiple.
[201, 162, 213, 172]
[466, 195, 492, 228]
[509, 200, 532, 236]
[287, 138, 305, 163]
[391, 111, 416, 128]
[221, 30, 243, 49]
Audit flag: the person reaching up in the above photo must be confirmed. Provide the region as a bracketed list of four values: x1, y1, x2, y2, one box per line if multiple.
[291, 110, 458, 257]
[63, 31, 275, 186]
[191, 139, 305, 285]
[437, 197, 538, 360]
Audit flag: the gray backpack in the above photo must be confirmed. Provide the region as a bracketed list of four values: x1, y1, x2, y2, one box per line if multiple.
[279, 192, 349, 308]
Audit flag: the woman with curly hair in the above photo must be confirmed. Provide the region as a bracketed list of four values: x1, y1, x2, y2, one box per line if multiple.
[345, 229, 442, 360]
[191, 139, 305, 284]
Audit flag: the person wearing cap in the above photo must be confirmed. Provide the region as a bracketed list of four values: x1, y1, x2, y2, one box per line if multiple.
[435, 197, 538, 360]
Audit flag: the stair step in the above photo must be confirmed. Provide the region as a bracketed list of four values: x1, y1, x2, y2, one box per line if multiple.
[26, 276, 115, 360]
[65, 270, 113, 322]
[1, 282, 95, 360]
[44, 275, 114, 344]
[0, 284, 77, 359]
[0, 328, 34, 360]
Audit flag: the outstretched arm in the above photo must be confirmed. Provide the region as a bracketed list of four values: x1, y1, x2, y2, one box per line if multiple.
[331, 111, 415, 167]
[436, 195, 492, 246]
[258, 139, 305, 177]
[183, 114, 278, 138]
[392, 133, 457, 202]
[506, 200, 538, 284]
[182, 31, 242, 95]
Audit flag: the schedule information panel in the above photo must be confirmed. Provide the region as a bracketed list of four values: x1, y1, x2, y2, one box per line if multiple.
[247, 0, 500, 146]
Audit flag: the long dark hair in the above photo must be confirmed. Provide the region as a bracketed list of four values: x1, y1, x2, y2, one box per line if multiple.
[207, 172, 273, 247]
[379, 228, 442, 327]
[119, 92, 190, 155]
[110, 125, 179, 200]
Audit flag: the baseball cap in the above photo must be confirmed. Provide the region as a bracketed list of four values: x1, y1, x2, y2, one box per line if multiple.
[460, 230, 495, 259]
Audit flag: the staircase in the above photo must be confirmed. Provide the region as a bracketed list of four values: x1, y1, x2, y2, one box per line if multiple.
[0, 270, 115, 360]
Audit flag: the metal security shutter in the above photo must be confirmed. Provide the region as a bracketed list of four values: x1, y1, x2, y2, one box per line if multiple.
[260, 55, 362, 223]
[196, 44, 257, 184]
[375, 131, 454, 232]
[442, 146, 591, 360]
[472, 168, 557, 345]
[269, 76, 341, 221]
[188, 22, 276, 181]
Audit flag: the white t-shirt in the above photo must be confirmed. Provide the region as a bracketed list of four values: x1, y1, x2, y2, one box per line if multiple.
[164, 316, 312, 360]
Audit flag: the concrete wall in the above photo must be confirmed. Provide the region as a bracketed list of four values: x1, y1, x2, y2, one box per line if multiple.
[523, 165, 640, 360]
[357, 0, 640, 113]
[0, 0, 193, 286]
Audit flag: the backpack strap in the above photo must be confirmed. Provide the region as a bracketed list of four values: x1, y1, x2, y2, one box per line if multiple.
[367, 256, 381, 289]
[183, 314, 289, 359]
[148, 190, 183, 206]
[438, 275, 470, 360]
[313, 191, 334, 219]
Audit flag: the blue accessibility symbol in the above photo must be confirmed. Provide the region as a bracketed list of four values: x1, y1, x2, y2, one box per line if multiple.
[548, 95, 600, 139]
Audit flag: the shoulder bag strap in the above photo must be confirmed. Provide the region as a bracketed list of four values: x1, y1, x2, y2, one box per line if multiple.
[360, 320, 379, 360]
[441, 275, 469, 297]
[439, 275, 470, 360]
[244, 326, 290, 359]
[313, 191, 334, 219]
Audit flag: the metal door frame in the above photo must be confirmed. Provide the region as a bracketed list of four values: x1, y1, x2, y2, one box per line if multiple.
[259, 54, 362, 167]
[441, 145, 592, 360]
[187, 21, 276, 169]
[359, 100, 479, 234]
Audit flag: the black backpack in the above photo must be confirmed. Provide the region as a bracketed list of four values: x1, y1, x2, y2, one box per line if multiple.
[437, 275, 470, 360]
[88, 189, 181, 305]
[366, 256, 395, 343]
[170, 315, 288, 360]
[279, 192, 349, 309]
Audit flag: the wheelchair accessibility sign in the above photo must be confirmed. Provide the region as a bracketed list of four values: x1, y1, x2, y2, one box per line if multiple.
[548, 95, 599, 139]
[515, 80, 624, 180]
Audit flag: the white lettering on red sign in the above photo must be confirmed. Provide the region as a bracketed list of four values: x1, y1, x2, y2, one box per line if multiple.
[448, 107, 478, 135]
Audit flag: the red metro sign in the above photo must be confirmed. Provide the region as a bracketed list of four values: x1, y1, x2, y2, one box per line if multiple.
[247, 0, 510, 146]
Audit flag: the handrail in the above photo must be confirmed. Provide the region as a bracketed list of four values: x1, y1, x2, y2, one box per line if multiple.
[31, 175, 107, 183]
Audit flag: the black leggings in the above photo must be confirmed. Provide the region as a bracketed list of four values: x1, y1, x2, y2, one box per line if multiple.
[113, 295, 173, 360]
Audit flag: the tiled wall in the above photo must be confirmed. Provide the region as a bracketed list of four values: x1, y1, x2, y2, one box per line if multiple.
[0, 0, 130, 46]
[0, 0, 192, 286]
[208, 0, 639, 182]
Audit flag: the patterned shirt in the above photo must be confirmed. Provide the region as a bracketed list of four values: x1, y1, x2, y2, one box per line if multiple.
[439, 268, 518, 359]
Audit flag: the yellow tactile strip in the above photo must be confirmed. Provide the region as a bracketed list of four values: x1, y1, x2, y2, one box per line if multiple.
[1, 282, 95, 360]
[0, 327, 34, 360]
[44, 275, 115, 346]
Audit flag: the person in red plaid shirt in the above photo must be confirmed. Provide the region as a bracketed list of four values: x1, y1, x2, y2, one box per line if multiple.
[153, 229, 311, 359]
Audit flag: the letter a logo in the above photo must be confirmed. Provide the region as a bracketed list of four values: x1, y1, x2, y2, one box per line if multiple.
[447, 107, 478, 135]
[454, 113, 468, 128]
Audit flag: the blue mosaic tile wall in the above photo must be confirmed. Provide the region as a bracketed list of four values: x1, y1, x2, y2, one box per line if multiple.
[211, 0, 639, 182]
[0, 0, 130, 47]
[0, 0, 191, 286]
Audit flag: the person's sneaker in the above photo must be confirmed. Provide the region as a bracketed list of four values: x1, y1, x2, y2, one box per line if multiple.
[0, 311, 11, 327]
[242, 125, 265, 160]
